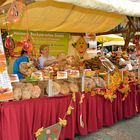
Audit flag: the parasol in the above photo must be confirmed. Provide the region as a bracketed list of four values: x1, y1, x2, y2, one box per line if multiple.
[96, 34, 124, 43]
[99, 41, 135, 47]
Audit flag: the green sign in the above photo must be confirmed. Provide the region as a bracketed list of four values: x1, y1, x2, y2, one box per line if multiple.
[10, 30, 69, 57]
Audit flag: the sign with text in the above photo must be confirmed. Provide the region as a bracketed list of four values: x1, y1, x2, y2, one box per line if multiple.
[57, 71, 68, 79]
[67, 70, 80, 78]
[10, 30, 69, 57]
[9, 74, 19, 83]
[83, 69, 95, 77]
[0, 31, 13, 101]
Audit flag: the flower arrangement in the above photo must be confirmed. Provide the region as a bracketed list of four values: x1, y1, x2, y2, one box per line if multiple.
[104, 88, 117, 102]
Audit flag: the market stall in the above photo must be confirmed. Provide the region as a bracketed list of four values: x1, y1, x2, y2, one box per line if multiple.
[0, 82, 139, 140]
[0, 0, 140, 140]
[0, 0, 125, 33]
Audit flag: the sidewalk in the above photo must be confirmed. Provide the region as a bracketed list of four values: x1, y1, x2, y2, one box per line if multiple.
[75, 114, 140, 140]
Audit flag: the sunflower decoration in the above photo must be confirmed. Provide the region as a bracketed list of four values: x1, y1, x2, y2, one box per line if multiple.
[116, 69, 130, 100]
[118, 82, 130, 101]
[118, 83, 130, 94]
[110, 71, 122, 87]
[104, 70, 122, 90]
[23, 34, 33, 54]
[103, 70, 122, 102]
[72, 36, 87, 59]
[104, 88, 117, 102]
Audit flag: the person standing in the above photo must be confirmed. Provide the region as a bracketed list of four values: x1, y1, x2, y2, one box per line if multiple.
[38, 44, 57, 68]
[13, 49, 29, 79]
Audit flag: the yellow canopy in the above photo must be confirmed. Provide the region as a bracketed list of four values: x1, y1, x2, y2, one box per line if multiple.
[96, 34, 124, 42]
[0, 1, 125, 33]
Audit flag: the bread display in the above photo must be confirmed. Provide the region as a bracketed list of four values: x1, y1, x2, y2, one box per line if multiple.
[60, 82, 70, 95]
[69, 82, 79, 93]
[46, 81, 61, 96]
[13, 87, 22, 100]
[13, 82, 42, 100]
[84, 78, 96, 91]
[19, 62, 38, 77]
[92, 77, 106, 88]
[31, 85, 41, 98]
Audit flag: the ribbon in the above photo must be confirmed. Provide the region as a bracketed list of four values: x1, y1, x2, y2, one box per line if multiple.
[58, 118, 67, 127]
[72, 92, 76, 102]
[66, 106, 74, 115]
[79, 94, 85, 104]
[35, 127, 44, 137]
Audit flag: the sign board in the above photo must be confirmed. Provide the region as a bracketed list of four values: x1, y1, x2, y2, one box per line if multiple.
[57, 71, 68, 79]
[67, 70, 80, 78]
[0, 31, 13, 101]
[31, 71, 43, 81]
[83, 69, 95, 77]
[9, 74, 19, 83]
[10, 30, 69, 57]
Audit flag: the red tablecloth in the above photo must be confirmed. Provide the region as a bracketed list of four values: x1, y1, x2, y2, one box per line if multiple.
[0, 82, 140, 140]
[137, 90, 140, 112]
[0, 95, 76, 140]
[123, 82, 137, 118]
[136, 84, 140, 113]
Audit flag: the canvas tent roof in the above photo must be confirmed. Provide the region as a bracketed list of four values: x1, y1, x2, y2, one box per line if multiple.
[55, 0, 140, 17]
[0, 0, 6, 6]
[0, 0, 140, 33]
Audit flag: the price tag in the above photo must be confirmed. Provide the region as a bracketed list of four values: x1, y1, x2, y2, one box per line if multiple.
[31, 71, 43, 81]
[57, 71, 68, 79]
[9, 74, 19, 83]
[83, 69, 91, 75]
[68, 70, 80, 78]
[84, 69, 95, 77]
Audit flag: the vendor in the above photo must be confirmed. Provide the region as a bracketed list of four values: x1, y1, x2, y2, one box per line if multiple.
[38, 44, 57, 68]
[119, 53, 133, 70]
[129, 50, 136, 66]
[97, 50, 102, 57]
[13, 49, 29, 79]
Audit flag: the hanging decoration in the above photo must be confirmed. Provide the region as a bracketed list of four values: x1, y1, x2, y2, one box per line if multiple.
[2, 0, 24, 58]
[79, 94, 85, 128]
[23, 34, 33, 53]
[7, 1, 25, 23]
[22, 34, 40, 68]
[35, 123, 62, 140]
[2, 10, 15, 58]
[4, 35, 15, 57]
[22, 5, 39, 66]
[35, 93, 76, 140]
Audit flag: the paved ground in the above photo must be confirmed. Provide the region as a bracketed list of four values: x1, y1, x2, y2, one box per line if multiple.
[75, 114, 140, 140]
